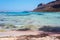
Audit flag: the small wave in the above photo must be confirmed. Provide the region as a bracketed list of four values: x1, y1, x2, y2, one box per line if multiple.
[0, 12, 60, 27]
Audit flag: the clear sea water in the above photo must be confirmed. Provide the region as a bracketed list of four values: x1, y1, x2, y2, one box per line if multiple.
[0, 12, 60, 27]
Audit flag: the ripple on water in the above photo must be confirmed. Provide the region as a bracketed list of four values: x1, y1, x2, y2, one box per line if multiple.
[0, 12, 60, 26]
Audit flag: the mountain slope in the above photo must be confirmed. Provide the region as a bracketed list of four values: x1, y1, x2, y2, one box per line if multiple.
[33, 0, 60, 12]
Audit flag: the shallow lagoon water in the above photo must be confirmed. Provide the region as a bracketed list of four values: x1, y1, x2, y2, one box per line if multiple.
[0, 12, 60, 27]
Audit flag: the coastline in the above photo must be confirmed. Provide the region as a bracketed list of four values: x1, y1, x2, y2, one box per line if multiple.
[0, 12, 60, 40]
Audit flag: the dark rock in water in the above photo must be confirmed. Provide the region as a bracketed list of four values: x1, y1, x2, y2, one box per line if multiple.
[0, 19, 4, 21]
[18, 11, 31, 16]
[39, 26, 60, 33]
[17, 28, 30, 31]
[37, 13, 44, 15]
[22, 11, 29, 13]
[33, 0, 60, 12]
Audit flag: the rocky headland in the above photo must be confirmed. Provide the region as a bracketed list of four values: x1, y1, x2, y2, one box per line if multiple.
[33, 0, 60, 12]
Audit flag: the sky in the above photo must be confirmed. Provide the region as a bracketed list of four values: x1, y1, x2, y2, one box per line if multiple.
[0, 0, 54, 12]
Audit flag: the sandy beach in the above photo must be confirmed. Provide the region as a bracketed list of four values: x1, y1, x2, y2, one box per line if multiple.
[0, 31, 41, 37]
[0, 31, 60, 40]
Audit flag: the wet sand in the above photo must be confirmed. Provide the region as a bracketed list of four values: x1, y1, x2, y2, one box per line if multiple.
[0, 31, 41, 37]
[0, 31, 60, 40]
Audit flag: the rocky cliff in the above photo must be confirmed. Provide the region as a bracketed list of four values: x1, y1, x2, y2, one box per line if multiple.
[33, 0, 60, 12]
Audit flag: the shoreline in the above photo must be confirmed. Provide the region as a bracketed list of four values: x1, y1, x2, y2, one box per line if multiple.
[0, 31, 60, 40]
[0, 30, 60, 37]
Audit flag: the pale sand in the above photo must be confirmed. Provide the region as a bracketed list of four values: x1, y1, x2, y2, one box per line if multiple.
[0, 37, 17, 40]
[0, 31, 41, 40]
[0, 31, 60, 40]
[0, 31, 42, 37]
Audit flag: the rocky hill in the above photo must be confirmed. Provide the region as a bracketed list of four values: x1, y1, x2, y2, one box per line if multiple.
[33, 0, 60, 12]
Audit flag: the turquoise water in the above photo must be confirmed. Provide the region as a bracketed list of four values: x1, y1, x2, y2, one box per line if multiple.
[0, 12, 60, 27]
